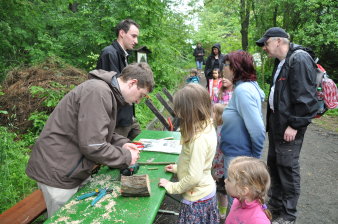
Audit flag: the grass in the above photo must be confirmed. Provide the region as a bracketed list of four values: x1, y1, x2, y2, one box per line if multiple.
[312, 109, 338, 132]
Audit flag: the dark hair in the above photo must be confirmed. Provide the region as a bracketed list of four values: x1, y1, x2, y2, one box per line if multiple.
[120, 63, 154, 92]
[115, 19, 140, 37]
[223, 51, 257, 83]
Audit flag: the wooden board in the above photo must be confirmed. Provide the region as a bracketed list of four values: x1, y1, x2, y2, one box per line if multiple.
[0, 189, 46, 224]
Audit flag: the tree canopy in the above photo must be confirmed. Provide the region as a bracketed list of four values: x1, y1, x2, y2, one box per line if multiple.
[0, 0, 337, 82]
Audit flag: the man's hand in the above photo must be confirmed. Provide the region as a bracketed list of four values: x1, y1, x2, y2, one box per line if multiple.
[284, 126, 298, 142]
[122, 143, 140, 166]
[159, 178, 170, 187]
[164, 164, 175, 173]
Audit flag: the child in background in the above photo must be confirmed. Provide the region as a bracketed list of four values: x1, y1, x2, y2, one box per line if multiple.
[159, 83, 219, 224]
[211, 103, 228, 219]
[225, 156, 272, 224]
[209, 68, 222, 104]
[216, 77, 233, 105]
[186, 68, 200, 84]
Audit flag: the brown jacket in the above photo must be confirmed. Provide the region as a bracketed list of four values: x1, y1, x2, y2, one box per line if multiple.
[26, 70, 131, 189]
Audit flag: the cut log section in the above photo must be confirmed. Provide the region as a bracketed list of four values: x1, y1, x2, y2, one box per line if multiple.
[121, 174, 151, 197]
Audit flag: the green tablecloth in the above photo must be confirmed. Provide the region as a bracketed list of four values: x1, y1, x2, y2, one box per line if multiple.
[44, 130, 181, 224]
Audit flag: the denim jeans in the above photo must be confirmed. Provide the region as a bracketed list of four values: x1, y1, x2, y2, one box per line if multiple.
[196, 60, 203, 70]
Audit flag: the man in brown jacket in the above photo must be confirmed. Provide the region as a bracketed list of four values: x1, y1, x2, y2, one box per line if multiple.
[26, 63, 154, 217]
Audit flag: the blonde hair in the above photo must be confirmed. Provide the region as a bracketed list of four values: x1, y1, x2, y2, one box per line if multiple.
[227, 156, 272, 220]
[173, 83, 212, 144]
[213, 103, 226, 126]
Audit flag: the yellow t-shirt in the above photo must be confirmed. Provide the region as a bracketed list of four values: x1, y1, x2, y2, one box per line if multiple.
[165, 122, 217, 201]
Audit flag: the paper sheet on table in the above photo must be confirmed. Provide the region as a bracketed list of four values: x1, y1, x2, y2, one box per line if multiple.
[138, 139, 182, 154]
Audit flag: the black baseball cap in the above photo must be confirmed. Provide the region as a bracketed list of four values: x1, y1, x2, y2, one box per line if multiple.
[256, 27, 289, 47]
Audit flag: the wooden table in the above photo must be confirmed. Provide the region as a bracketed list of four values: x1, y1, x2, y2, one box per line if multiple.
[44, 130, 181, 224]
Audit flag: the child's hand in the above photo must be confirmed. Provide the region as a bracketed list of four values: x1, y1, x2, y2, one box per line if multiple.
[165, 164, 174, 173]
[159, 178, 170, 187]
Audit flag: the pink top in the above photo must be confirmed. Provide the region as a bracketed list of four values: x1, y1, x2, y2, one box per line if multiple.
[225, 198, 270, 224]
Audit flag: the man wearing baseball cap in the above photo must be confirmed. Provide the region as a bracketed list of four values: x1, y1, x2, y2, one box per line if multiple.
[256, 27, 318, 224]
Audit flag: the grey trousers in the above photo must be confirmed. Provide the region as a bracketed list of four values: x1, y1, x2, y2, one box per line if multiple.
[38, 177, 91, 217]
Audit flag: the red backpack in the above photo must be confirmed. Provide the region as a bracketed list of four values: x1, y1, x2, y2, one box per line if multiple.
[289, 50, 338, 118]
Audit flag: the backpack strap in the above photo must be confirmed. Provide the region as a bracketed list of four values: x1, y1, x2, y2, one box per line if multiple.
[288, 49, 323, 87]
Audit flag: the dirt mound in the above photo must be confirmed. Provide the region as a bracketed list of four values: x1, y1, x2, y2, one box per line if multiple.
[0, 59, 88, 133]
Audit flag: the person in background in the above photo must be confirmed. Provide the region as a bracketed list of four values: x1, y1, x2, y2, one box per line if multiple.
[205, 43, 225, 89]
[159, 83, 219, 224]
[26, 63, 154, 217]
[193, 42, 205, 74]
[186, 68, 200, 84]
[211, 103, 228, 220]
[96, 18, 141, 140]
[209, 68, 223, 104]
[220, 51, 266, 212]
[256, 27, 318, 224]
[216, 76, 234, 105]
[225, 156, 271, 224]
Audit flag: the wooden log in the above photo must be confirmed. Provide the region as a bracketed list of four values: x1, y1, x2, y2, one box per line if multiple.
[138, 162, 176, 165]
[121, 174, 151, 197]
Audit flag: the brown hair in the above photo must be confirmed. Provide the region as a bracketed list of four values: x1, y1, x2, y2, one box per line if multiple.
[120, 62, 155, 92]
[213, 103, 226, 126]
[227, 156, 272, 220]
[115, 19, 140, 37]
[173, 84, 212, 144]
[190, 68, 198, 76]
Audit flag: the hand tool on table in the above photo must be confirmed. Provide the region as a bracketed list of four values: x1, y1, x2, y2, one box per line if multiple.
[76, 188, 113, 206]
[132, 142, 144, 149]
[120, 163, 140, 176]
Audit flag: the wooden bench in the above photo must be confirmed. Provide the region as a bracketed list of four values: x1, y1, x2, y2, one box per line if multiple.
[0, 189, 47, 224]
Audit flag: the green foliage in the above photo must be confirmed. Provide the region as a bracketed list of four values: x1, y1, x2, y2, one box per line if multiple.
[30, 82, 73, 108]
[28, 111, 49, 135]
[0, 126, 36, 213]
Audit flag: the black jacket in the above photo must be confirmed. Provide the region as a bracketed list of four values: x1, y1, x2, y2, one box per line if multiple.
[193, 47, 205, 62]
[204, 43, 225, 79]
[97, 40, 127, 73]
[267, 43, 319, 139]
[96, 40, 134, 127]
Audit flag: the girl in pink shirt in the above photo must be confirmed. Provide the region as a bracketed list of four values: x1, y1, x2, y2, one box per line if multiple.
[216, 77, 233, 105]
[225, 156, 272, 224]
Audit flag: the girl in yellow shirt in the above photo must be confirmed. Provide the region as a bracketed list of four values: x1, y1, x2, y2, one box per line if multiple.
[159, 83, 219, 223]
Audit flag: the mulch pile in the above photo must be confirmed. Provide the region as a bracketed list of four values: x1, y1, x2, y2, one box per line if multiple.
[0, 59, 88, 133]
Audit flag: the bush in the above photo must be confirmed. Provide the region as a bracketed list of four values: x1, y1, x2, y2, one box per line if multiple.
[0, 126, 36, 213]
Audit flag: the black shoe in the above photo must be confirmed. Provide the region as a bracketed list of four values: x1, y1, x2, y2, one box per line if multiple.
[268, 206, 281, 221]
[271, 217, 296, 224]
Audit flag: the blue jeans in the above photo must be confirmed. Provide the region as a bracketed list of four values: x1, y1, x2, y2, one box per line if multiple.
[223, 156, 236, 210]
[196, 60, 203, 70]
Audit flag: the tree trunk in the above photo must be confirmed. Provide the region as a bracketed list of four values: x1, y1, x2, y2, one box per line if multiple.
[240, 0, 251, 51]
[68, 2, 79, 13]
